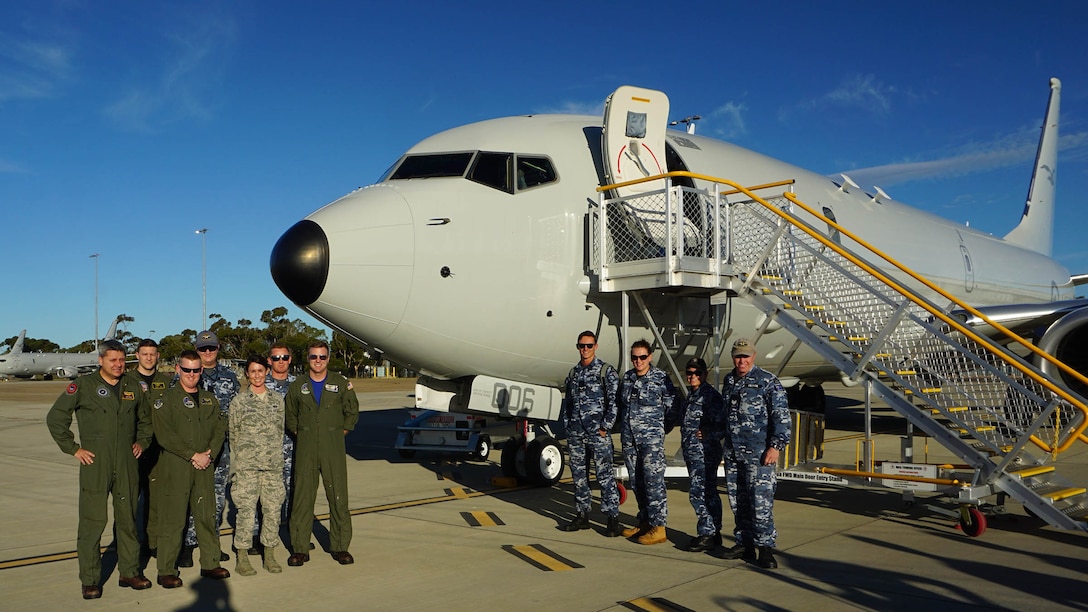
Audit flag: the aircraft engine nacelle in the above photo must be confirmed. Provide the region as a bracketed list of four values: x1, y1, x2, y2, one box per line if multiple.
[49, 366, 80, 380]
[1036, 307, 1088, 398]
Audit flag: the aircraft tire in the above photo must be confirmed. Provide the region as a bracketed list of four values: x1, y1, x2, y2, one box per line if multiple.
[469, 434, 491, 462]
[525, 436, 564, 486]
[501, 436, 528, 481]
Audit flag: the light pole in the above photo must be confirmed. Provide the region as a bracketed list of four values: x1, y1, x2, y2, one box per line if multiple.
[89, 253, 100, 350]
[195, 228, 208, 328]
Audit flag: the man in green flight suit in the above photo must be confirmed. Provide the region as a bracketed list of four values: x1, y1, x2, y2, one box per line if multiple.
[285, 340, 359, 566]
[126, 337, 173, 558]
[150, 350, 230, 587]
[46, 339, 154, 600]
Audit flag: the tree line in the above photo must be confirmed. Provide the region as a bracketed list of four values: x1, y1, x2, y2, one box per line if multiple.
[1, 307, 381, 378]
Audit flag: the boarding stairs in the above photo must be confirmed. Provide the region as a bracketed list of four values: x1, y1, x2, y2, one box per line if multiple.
[591, 172, 1088, 531]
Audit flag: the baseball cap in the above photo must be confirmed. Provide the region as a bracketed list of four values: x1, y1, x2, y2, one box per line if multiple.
[731, 338, 755, 357]
[195, 330, 219, 349]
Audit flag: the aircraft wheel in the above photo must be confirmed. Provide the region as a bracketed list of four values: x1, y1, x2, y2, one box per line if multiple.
[501, 436, 528, 481]
[958, 505, 987, 537]
[526, 436, 564, 486]
[469, 434, 492, 462]
[617, 482, 627, 505]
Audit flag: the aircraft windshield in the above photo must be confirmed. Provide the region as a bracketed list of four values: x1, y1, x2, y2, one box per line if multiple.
[387, 152, 557, 194]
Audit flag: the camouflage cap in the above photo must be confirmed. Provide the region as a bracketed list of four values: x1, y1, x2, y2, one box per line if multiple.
[195, 330, 219, 349]
[731, 338, 755, 357]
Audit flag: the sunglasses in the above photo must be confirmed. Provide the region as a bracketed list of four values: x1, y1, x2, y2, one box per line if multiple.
[179, 366, 202, 374]
[270, 355, 290, 361]
[685, 370, 701, 376]
[630, 354, 650, 361]
[309, 354, 329, 361]
[197, 346, 218, 352]
[576, 343, 595, 349]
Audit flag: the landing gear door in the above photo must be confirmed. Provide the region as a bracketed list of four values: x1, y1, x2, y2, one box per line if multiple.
[602, 86, 670, 198]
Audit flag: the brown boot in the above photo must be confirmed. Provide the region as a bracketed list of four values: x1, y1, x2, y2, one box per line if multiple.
[637, 525, 667, 545]
[622, 521, 650, 538]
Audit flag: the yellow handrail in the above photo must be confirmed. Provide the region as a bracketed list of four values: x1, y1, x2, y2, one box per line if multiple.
[597, 171, 1088, 454]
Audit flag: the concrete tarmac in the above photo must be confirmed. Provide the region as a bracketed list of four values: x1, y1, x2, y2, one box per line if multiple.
[2, 378, 1086, 611]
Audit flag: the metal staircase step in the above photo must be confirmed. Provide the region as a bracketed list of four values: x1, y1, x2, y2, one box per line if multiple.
[1043, 487, 1087, 502]
[1008, 465, 1056, 479]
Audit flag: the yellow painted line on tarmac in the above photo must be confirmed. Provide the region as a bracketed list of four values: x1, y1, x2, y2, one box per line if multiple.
[461, 511, 504, 527]
[622, 597, 698, 612]
[0, 478, 571, 571]
[501, 544, 583, 571]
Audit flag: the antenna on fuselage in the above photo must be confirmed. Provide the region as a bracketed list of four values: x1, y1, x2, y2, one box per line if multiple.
[670, 115, 701, 134]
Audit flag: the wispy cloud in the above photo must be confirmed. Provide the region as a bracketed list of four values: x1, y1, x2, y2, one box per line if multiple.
[781, 74, 896, 123]
[536, 99, 604, 116]
[103, 13, 236, 132]
[838, 129, 1088, 188]
[708, 101, 747, 139]
[0, 159, 30, 174]
[0, 33, 75, 103]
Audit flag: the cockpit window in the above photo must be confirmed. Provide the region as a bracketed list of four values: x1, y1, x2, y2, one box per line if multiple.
[385, 151, 557, 194]
[389, 153, 473, 179]
[469, 152, 514, 193]
[516, 156, 556, 190]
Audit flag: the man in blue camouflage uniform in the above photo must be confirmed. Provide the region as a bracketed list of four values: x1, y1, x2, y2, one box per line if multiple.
[178, 330, 240, 568]
[619, 339, 677, 545]
[667, 357, 726, 553]
[715, 338, 790, 569]
[558, 331, 623, 537]
[265, 343, 296, 521]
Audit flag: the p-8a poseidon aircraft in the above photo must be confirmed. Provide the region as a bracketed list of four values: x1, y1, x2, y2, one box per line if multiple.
[272, 81, 1088, 513]
[0, 318, 121, 379]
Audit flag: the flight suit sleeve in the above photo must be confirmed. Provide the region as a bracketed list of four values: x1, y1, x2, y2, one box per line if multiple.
[342, 378, 359, 431]
[46, 387, 80, 456]
[284, 385, 299, 436]
[208, 396, 226, 459]
[153, 397, 197, 461]
[135, 392, 153, 450]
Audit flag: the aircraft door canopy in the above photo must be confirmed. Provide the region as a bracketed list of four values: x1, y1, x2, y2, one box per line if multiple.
[602, 86, 670, 198]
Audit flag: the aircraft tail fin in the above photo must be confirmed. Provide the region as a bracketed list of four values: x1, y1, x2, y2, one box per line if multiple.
[5, 330, 26, 355]
[102, 317, 120, 341]
[1004, 77, 1061, 256]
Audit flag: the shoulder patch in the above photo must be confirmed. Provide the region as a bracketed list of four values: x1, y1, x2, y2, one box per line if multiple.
[182, 396, 195, 408]
[200, 397, 214, 405]
[326, 384, 339, 393]
[66, 383, 78, 395]
[97, 386, 109, 397]
[152, 382, 167, 390]
[154, 399, 163, 410]
[138, 381, 149, 392]
[122, 391, 135, 401]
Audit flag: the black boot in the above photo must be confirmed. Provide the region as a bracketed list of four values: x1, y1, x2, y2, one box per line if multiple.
[683, 534, 717, 552]
[176, 546, 194, 568]
[604, 515, 624, 537]
[713, 543, 754, 560]
[756, 547, 778, 569]
[559, 511, 590, 532]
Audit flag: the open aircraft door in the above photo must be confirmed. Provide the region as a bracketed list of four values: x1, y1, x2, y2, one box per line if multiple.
[602, 86, 670, 198]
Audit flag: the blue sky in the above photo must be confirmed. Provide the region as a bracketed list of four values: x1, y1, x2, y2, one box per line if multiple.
[3, 1, 1088, 348]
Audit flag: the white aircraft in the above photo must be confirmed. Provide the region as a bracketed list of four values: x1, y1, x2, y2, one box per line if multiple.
[0, 318, 121, 379]
[271, 79, 1081, 481]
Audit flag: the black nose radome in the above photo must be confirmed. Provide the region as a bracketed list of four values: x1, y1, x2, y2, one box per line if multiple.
[270, 219, 329, 307]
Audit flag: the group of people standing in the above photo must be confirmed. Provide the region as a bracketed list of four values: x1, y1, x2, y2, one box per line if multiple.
[559, 331, 791, 569]
[46, 333, 359, 600]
